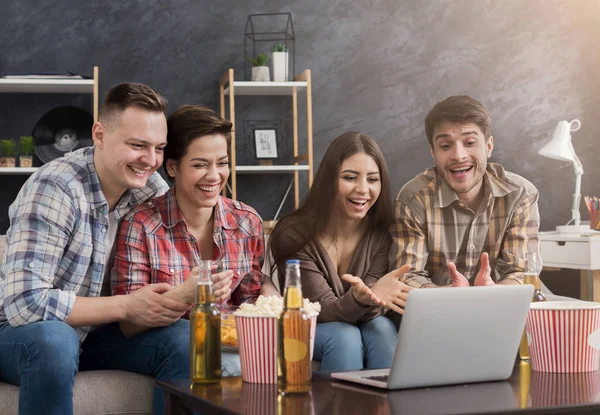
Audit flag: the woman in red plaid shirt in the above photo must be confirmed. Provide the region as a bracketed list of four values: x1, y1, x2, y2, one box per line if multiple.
[110, 105, 280, 373]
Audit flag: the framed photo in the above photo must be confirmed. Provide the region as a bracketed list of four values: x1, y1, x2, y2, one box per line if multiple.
[254, 129, 278, 159]
[243, 120, 287, 163]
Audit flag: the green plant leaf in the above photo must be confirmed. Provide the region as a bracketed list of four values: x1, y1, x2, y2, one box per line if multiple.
[272, 43, 288, 52]
[247, 52, 268, 67]
[19, 135, 35, 156]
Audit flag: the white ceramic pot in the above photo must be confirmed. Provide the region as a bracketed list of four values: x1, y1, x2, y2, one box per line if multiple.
[271, 52, 288, 82]
[251, 66, 270, 82]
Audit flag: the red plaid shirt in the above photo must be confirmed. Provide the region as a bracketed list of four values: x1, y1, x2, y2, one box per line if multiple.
[111, 188, 264, 307]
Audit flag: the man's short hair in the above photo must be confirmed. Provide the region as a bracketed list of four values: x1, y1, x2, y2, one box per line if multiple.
[98, 83, 168, 129]
[425, 95, 491, 146]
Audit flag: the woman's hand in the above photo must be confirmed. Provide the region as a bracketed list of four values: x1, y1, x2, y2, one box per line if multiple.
[211, 270, 234, 303]
[183, 267, 234, 304]
[370, 265, 413, 315]
[341, 274, 386, 307]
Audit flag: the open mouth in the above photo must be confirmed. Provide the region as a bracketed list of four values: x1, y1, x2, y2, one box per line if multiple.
[128, 165, 149, 176]
[197, 184, 220, 193]
[349, 198, 369, 207]
[449, 165, 473, 176]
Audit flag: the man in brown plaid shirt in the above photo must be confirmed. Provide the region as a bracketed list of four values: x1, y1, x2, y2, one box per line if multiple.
[389, 95, 541, 288]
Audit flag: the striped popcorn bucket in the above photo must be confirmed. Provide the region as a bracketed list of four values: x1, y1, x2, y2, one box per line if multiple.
[530, 370, 600, 406]
[235, 315, 278, 383]
[309, 314, 318, 360]
[526, 301, 600, 373]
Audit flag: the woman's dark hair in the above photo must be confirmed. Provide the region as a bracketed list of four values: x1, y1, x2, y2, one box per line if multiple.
[269, 131, 393, 283]
[164, 105, 232, 181]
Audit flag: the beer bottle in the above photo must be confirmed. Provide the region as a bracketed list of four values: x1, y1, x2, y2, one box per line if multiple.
[190, 260, 221, 383]
[278, 259, 311, 394]
[519, 252, 546, 361]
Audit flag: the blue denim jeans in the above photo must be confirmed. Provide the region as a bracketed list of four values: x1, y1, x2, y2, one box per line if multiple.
[0, 319, 242, 415]
[313, 316, 398, 372]
[0, 320, 191, 415]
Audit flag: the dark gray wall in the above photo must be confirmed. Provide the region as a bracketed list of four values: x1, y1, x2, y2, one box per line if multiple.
[1, 0, 599, 296]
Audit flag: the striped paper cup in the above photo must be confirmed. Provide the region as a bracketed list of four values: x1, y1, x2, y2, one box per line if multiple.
[308, 314, 318, 360]
[526, 301, 600, 373]
[235, 315, 279, 383]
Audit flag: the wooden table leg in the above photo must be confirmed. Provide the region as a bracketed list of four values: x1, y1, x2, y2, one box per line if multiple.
[164, 391, 193, 415]
[580, 270, 589, 301]
[593, 271, 600, 303]
[580, 270, 600, 302]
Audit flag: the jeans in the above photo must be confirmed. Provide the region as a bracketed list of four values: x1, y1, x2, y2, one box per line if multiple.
[313, 316, 398, 372]
[0, 320, 190, 415]
[0, 319, 242, 415]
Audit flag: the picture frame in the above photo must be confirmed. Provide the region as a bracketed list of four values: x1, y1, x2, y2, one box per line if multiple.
[243, 120, 287, 163]
[254, 128, 278, 159]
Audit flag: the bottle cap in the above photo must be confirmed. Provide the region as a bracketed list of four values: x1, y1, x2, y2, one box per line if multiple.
[286, 259, 300, 265]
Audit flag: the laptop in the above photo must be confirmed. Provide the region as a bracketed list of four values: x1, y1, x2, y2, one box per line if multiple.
[331, 285, 533, 389]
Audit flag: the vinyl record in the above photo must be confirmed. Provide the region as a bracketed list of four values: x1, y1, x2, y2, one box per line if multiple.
[32, 106, 93, 163]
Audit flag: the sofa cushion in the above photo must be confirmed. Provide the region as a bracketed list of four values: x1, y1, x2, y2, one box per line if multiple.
[0, 370, 154, 415]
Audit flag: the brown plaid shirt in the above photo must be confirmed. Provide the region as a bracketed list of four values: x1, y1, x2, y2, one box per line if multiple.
[389, 163, 541, 287]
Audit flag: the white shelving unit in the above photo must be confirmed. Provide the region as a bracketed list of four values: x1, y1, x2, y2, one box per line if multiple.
[223, 81, 307, 96]
[0, 66, 99, 176]
[0, 167, 39, 175]
[219, 68, 313, 210]
[235, 165, 309, 174]
[0, 79, 96, 94]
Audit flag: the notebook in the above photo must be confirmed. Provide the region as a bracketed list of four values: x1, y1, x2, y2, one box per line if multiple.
[331, 285, 533, 389]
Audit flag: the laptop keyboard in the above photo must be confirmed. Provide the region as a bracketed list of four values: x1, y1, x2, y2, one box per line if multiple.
[364, 375, 389, 383]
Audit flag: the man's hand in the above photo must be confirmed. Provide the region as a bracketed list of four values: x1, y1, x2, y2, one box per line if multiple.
[123, 283, 191, 328]
[341, 274, 386, 307]
[370, 265, 413, 315]
[448, 253, 495, 287]
[474, 252, 494, 286]
[447, 262, 469, 287]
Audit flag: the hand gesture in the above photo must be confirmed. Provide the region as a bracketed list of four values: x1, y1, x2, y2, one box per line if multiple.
[370, 265, 413, 315]
[447, 262, 469, 287]
[184, 266, 234, 304]
[211, 269, 234, 303]
[448, 252, 495, 287]
[125, 283, 191, 328]
[341, 274, 386, 307]
[474, 252, 494, 286]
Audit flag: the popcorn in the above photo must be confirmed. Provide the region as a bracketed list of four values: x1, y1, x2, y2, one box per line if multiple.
[233, 295, 321, 317]
[303, 298, 321, 316]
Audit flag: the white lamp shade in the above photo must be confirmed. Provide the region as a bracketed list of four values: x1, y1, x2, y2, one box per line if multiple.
[537, 120, 578, 162]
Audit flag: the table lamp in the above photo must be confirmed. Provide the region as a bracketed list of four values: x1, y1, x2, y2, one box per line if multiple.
[537, 119, 590, 234]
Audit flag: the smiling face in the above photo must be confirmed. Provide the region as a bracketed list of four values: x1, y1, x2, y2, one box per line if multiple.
[336, 152, 381, 222]
[430, 122, 494, 204]
[93, 106, 167, 203]
[166, 134, 229, 210]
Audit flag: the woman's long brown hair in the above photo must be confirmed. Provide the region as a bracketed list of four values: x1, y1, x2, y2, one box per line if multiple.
[269, 132, 393, 287]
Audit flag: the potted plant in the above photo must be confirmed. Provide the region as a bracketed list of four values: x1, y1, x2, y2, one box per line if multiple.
[0, 139, 16, 167]
[271, 43, 289, 82]
[19, 135, 35, 167]
[247, 53, 270, 82]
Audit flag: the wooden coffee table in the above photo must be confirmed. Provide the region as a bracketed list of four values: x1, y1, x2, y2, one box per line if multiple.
[157, 364, 600, 415]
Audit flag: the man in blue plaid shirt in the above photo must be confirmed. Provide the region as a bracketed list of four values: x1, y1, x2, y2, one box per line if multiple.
[0, 83, 191, 415]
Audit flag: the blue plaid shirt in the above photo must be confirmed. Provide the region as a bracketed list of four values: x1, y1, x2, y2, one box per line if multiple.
[0, 147, 169, 343]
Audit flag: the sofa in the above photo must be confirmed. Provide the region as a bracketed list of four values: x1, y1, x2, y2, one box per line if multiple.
[0, 234, 575, 414]
[0, 235, 155, 415]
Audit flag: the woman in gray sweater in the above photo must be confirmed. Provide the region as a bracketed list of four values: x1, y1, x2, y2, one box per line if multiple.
[269, 132, 412, 371]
